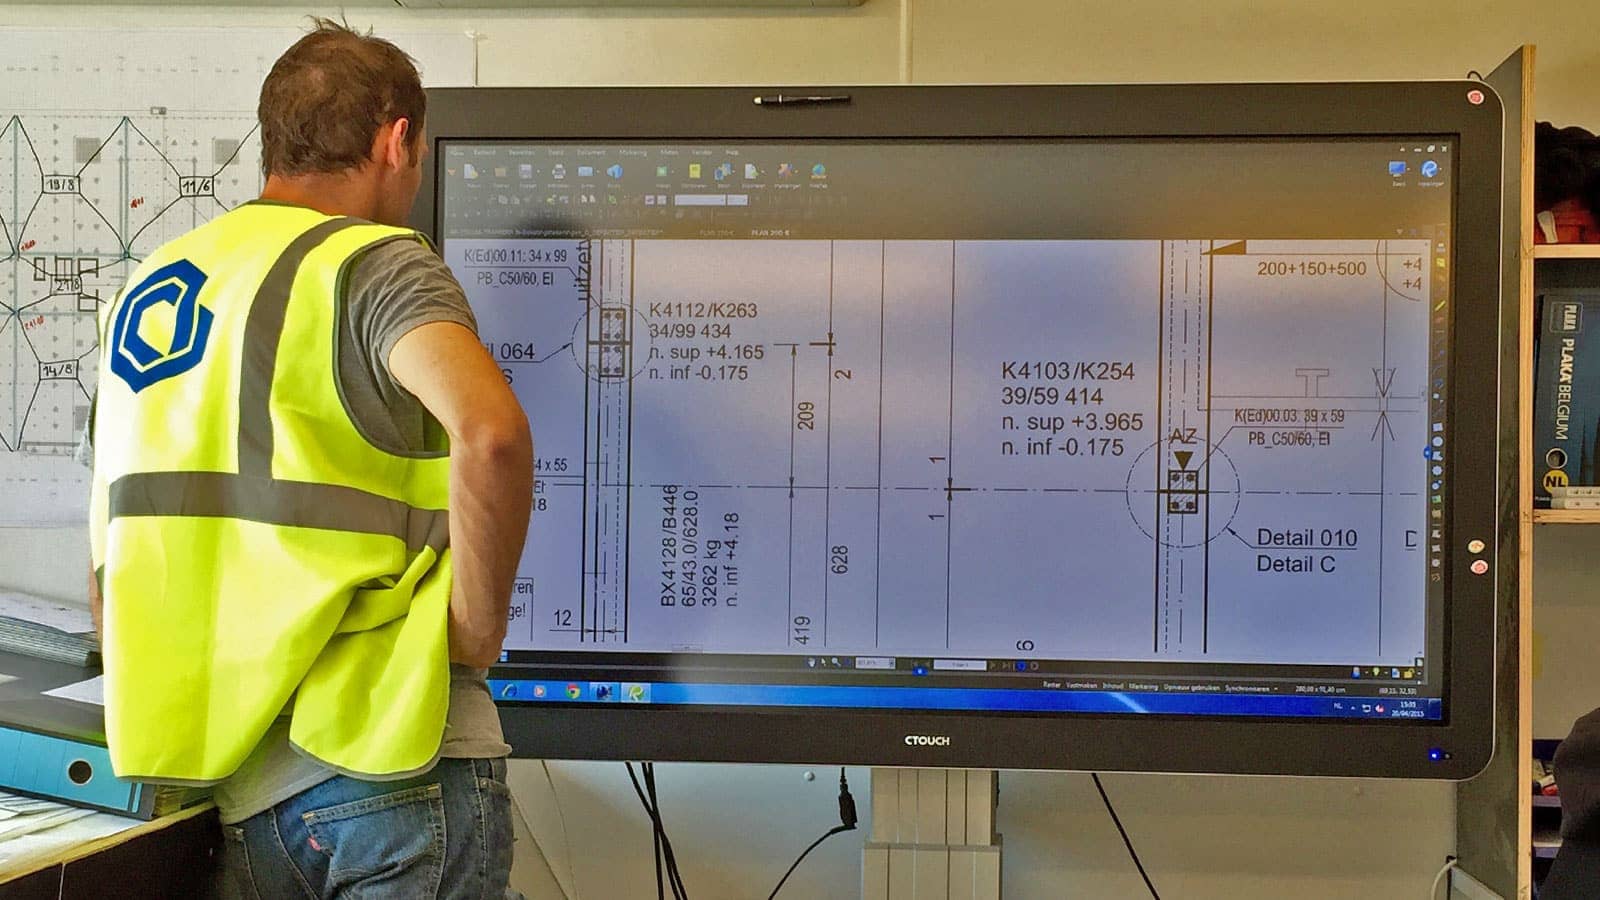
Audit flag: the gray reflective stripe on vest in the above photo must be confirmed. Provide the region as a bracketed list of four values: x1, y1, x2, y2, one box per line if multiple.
[237, 216, 362, 475]
[108, 471, 448, 553]
[109, 215, 449, 553]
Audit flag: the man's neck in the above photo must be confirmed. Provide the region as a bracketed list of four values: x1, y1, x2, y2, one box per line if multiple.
[260, 173, 378, 221]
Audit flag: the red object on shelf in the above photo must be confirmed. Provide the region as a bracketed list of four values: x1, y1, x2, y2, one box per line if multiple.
[1540, 769, 1560, 795]
[1536, 198, 1600, 244]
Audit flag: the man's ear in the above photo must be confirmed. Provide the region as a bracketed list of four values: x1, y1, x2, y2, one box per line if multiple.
[379, 117, 413, 171]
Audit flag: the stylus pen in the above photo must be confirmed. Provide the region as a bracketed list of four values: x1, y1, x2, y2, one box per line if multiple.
[753, 94, 851, 106]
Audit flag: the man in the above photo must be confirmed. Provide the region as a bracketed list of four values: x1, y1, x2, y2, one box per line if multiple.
[1546, 708, 1600, 898]
[88, 19, 532, 899]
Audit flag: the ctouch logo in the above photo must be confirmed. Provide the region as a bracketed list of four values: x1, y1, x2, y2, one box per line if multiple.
[904, 734, 952, 747]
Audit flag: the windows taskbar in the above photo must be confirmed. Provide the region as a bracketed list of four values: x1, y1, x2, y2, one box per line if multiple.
[487, 679, 1443, 720]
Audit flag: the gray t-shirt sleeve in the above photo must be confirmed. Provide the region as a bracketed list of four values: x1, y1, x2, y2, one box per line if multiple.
[339, 238, 480, 454]
[350, 238, 480, 369]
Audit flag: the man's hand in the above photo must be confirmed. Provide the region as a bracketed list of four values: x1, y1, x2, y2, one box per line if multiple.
[388, 321, 533, 668]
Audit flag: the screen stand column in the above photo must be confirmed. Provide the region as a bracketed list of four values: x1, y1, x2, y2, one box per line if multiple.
[862, 768, 1000, 900]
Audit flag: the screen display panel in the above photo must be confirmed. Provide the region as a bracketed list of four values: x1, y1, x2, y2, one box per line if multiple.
[419, 84, 1504, 778]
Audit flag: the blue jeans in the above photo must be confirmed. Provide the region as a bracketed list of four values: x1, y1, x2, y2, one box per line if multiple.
[219, 757, 522, 900]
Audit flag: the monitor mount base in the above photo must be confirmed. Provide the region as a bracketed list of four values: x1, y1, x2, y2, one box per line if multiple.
[863, 768, 1001, 899]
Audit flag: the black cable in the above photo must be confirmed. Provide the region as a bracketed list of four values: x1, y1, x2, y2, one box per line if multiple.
[767, 768, 859, 900]
[643, 767, 669, 900]
[644, 763, 689, 900]
[628, 763, 859, 900]
[625, 763, 668, 900]
[836, 768, 858, 829]
[1091, 773, 1160, 900]
[626, 763, 687, 900]
[643, 765, 680, 898]
[767, 825, 853, 899]
[650, 784, 666, 900]
[652, 829, 665, 900]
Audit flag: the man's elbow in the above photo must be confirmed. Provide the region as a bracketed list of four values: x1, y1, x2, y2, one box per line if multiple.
[453, 626, 509, 669]
[458, 407, 533, 466]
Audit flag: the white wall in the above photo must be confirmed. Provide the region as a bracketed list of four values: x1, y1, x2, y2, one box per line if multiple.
[7, 2, 1596, 897]
[908, 0, 1598, 128]
[1532, 527, 1600, 743]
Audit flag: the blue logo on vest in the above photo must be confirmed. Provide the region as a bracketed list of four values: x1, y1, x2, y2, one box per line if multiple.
[110, 259, 213, 393]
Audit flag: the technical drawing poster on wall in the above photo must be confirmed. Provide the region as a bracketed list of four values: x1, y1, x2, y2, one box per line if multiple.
[0, 28, 473, 526]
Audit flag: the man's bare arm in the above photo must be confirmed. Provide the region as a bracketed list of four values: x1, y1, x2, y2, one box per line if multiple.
[88, 565, 103, 642]
[388, 321, 533, 668]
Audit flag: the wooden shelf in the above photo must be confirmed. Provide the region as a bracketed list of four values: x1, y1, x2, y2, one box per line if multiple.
[1532, 509, 1600, 524]
[1534, 827, 1563, 859]
[1534, 244, 1600, 259]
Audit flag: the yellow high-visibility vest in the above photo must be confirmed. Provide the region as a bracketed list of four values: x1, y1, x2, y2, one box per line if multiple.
[89, 202, 454, 783]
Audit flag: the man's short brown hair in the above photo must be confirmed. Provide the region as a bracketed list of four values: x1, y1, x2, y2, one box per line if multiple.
[259, 18, 426, 178]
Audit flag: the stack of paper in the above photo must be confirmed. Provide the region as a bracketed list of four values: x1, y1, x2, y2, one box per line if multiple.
[0, 792, 97, 844]
[0, 593, 98, 667]
[0, 790, 142, 874]
[0, 594, 93, 634]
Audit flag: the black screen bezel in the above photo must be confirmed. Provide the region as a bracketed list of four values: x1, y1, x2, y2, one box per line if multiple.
[414, 83, 1503, 780]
